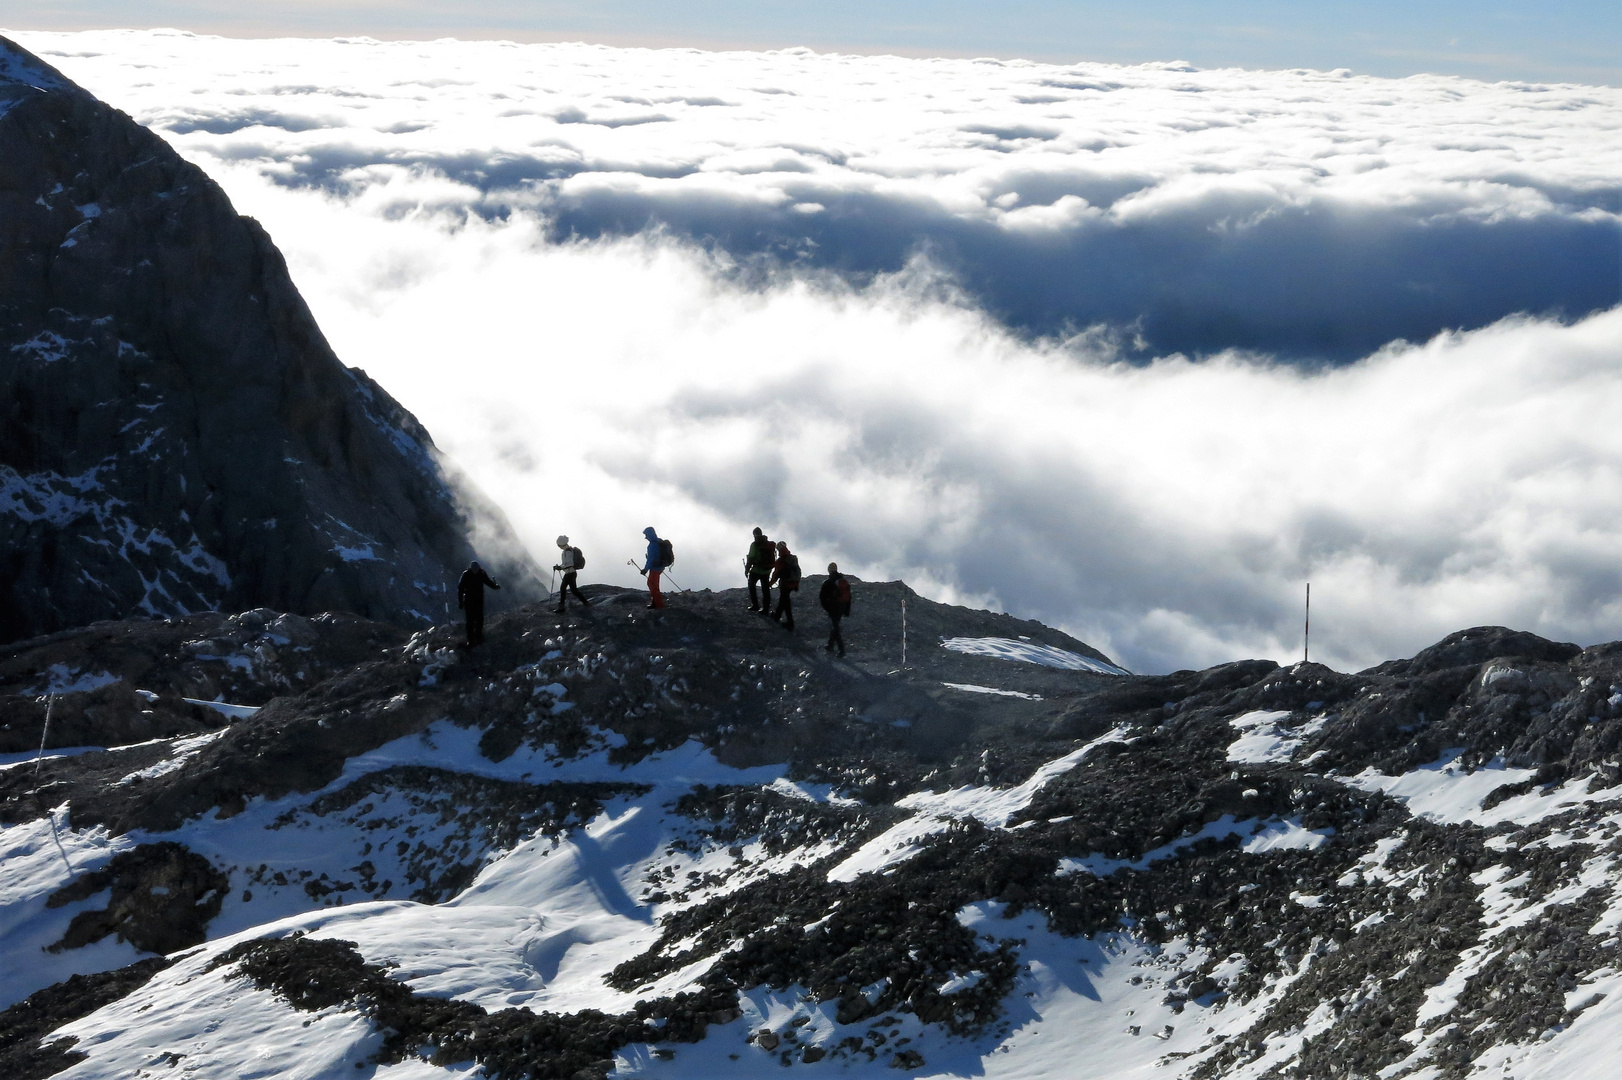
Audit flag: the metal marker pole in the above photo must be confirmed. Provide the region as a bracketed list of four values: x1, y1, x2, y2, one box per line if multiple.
[32, 694, 54, 793]
[1304, 582, 1311, 665]
[901, 593, 908, 670]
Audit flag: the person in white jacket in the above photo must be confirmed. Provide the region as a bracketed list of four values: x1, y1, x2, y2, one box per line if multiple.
[553, 535, 589, 613]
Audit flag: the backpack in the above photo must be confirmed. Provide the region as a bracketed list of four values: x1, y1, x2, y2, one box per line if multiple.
[570, 546, 585, 571]
[836, 576, 851, 612]
[658, 538, 674, 569]
[782, 554, 801, 589]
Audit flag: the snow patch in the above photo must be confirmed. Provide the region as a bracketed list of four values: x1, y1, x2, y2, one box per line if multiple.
[116, 730, 227, 785]
[1226, 709, 1325, 764]
[1343, 750, 1622, 826]
[828, 727, 1128, 882]
[942, 682, 1044, 700]
[9, 330, 77, 363]
[0, 42, 70, 119]
[1059, 815, 1333, 876]
[181, 698, 261, 720]
[32, 663, 120, 695]
[941, 637, 1130, 675]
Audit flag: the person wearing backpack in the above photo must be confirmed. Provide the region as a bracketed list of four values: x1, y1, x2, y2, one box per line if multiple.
[553, 535, 589, 613]
[769, 540, 801, 630]
[819, 562, 851, 657]
[639, 526, 669, 609]
[745, 527, 775, 612]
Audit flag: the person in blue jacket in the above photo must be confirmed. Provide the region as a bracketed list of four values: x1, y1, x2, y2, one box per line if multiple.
[639, 526, 667, 609]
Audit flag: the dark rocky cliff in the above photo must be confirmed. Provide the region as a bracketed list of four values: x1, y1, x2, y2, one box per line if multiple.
[2, 585, 1620, 1079]
[0, 36, 542, 644]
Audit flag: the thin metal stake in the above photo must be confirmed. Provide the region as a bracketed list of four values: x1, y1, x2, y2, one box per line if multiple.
[901, 592, 908, 670]
[1304, 582, 1311, 665]
[32, 694, 54, 792]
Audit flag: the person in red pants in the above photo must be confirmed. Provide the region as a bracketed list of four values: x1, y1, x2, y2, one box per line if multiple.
[639, 526, 669, 609]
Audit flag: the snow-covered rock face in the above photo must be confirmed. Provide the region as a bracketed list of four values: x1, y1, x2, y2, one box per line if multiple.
[0, 39, 68, 119]
[4, 598, 1622, 1080]
[0, 35, 542, 645]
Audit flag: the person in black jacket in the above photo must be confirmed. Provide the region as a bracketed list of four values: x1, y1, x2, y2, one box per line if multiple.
[745, 527, 775, 612]
[457, 560, 500, 646]
[769, 540, 801, 630]
[819, 562, 851, 657]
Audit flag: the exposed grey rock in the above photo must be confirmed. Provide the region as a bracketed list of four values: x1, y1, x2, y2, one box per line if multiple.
[0, 35, 542, 645]
[5, 586, 1622, 1080]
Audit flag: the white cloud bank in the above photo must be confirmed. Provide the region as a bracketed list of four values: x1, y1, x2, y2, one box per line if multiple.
[13, 30, 1622, 673]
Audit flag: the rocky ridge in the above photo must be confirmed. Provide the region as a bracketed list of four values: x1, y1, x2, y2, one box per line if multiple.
[2, 583, 1622, 1079]
[0, 35, 542, 645]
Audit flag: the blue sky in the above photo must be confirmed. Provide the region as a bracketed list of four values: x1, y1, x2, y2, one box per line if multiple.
[12, 1, 1621, 84]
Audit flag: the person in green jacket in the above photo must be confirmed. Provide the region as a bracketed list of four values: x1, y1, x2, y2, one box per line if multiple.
[745, 527, 775, 613]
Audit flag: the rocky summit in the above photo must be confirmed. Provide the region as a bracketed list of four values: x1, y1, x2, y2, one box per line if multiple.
[2, 580, 1622, 1079]
[0, 36, 541, 645]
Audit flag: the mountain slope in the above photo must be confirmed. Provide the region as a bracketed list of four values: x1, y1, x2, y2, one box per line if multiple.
[2, 585, 1622, 1079]
[0, 35, 541, 644]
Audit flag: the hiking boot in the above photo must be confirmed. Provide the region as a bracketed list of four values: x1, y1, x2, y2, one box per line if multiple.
[552, 606, 566, 614]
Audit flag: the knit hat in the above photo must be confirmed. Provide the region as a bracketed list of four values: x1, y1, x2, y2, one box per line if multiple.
[556, 535, 569, 547]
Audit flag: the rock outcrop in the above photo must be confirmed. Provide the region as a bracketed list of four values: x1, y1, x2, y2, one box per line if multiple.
[0, 36, 542, 645]
[4, 583, 1622, 1079]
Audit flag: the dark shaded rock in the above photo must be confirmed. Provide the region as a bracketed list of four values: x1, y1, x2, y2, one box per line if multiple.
[268, 766, 643, 902]
[0, 609, 410, 711]
[46, 841, 228, 954]
[1370, 627, 1582, 679]
[213, 934, 731, 1079]
[0, 36, 542, 646]
[0, 680, 219, 754]
[0, 957, 171, 1080]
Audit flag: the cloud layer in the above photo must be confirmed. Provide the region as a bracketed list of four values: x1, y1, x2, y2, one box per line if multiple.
[27, 30, 1620, 360]
[16, 30, 1622, 672]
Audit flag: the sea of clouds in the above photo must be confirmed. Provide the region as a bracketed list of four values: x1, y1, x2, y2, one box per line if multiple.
[13, 29, 1622, 673]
